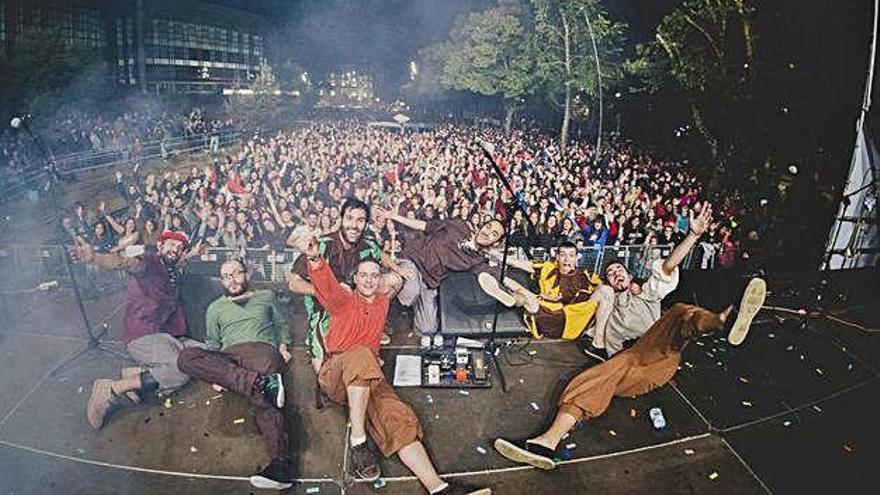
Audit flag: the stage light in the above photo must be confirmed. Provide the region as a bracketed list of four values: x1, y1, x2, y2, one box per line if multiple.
[10, 117, 23, 129]
[788, 164, 798, 174]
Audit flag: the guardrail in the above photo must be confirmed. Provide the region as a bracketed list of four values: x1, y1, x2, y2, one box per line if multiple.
[0, 130, 242, 202]
[0, 242, 716, 293]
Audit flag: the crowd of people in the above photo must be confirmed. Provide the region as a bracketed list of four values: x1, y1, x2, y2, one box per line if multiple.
[60, 120, 761, 271]
[0, 107, 234, 193]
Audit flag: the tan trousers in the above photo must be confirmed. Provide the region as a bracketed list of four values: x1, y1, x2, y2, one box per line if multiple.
[558, 303, 723, 421]
[319, 346, 424, 457]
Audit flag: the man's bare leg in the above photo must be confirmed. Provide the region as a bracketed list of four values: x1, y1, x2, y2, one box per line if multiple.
[346, 384, 382, 480]
[346, 385, 370, 440]
[528, 412, 578, 451]
[398, 441, 446, 492]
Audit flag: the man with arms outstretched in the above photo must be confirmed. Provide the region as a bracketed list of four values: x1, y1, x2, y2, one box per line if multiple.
[494, 204, 766, 469]
[300, 236, 491, 495]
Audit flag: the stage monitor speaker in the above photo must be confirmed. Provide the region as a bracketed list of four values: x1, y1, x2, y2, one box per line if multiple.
[439, 271, 529, 337]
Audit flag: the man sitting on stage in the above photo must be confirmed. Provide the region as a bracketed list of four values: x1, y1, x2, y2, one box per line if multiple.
[300, 236, 491, 495]
[493, 204, 767, 470]
[177, 259, 293, 490]
[375, 208, 532, 337]
[288, 198, 402, 374]
[75, 231, 205, 430]
[486, 241, 603, 341]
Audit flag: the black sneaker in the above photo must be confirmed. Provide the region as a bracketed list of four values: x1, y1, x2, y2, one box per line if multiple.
[727, 278, 767, 346]
[583, 343, 608, 361]
[349, 442, 381, 481]
[260, 373, 285, 409]
[494, 438, 557, 470]
[249, 458, 294, 490]
[437, 481, 492, 495]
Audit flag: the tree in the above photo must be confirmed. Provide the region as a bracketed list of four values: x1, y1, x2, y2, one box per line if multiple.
[626, 0, 757, 176]
[530, 0, 627, 152]
[420, 0, 537, 131]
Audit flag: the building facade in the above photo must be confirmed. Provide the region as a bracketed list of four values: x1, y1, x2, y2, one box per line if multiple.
[1, 0, 270, 93]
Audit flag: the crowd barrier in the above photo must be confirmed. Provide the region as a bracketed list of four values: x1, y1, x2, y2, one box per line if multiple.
[0, 130, 242, 202]
[194, 243, 711, 283]
[0, 242, 715, 293]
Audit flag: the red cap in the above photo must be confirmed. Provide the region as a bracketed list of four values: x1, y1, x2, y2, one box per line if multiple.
[157, 230, 189, 247]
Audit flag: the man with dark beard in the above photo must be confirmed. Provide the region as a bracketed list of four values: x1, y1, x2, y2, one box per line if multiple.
[288, 198, 403, 374]
[177, 259, 293, 490]
[75, 231, 204, 430]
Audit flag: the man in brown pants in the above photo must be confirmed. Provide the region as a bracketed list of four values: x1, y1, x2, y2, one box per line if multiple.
[177, 259, 293, 490]
[301, 236, 491, 495]
[494, 204, 767, 469]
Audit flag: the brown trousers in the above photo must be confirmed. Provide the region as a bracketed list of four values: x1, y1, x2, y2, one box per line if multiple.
[558, 303, 723, 421]
[177, 342, 289, 460]
[319, 346, 423, 457]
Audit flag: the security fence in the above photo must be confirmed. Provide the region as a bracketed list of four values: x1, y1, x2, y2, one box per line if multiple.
[0, 130, 241, 202]
[0, 242, 715, 293]
[195, 243, 712, 283]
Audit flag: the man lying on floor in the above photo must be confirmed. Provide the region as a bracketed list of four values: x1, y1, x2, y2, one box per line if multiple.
[300, 236, 492, 495]
[476, 241, 603, 342]
[176, 259, 293, 490]
[492, 204, 767, 470]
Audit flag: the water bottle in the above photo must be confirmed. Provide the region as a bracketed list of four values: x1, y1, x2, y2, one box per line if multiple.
[649, 407, 666, 430]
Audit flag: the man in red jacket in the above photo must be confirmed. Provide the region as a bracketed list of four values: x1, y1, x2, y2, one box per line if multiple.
[301, 237, 491, 495]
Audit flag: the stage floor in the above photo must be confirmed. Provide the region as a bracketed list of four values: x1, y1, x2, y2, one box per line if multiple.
[0, 277, 878, 494]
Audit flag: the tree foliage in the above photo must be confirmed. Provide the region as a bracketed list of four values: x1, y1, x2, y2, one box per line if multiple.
[626, 0, 757, 168]
[530, 0, 627, 150]
[420, 0, 537, 130]
[420, 0, 627, 146]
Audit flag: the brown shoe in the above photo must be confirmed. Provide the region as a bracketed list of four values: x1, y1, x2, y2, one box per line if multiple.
[349, 443, 381, 481]
[86, 379, 113, 429]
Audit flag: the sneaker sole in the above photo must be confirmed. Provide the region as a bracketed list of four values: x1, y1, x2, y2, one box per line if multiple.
[583, 347, 608, 362]
[248, 475, 293, 490]
[478, 272, 516, 307]
[728, 278, 767, 346]
[351, 468, 382, 482]
[494, 438, 556, 470]
[273, 373, 285, 409]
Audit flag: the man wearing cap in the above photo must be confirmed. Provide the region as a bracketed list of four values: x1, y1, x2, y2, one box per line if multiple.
[73, 230, 204, 429]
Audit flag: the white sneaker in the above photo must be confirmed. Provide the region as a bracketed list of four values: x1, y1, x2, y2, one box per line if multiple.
[727, 278, 767, 346]
[477, 272, 515, 307]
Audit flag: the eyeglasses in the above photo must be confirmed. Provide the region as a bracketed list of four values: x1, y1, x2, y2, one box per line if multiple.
[220, 269, 245, 281]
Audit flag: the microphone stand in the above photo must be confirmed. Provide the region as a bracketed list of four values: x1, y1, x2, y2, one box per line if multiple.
[476, 143, 537, 393]
[17, 119, 124, 374]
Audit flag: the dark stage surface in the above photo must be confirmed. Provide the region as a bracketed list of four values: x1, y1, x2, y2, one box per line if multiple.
[0, 273, 878, 494]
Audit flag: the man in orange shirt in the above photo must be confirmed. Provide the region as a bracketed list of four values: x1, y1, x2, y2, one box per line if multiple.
[301, 238, 491, 495]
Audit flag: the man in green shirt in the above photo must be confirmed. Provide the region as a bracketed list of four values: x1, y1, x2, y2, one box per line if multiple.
[177, 259, 294, 490]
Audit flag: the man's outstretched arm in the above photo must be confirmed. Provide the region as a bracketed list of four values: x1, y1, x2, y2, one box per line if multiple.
[662, 203, 712, 276]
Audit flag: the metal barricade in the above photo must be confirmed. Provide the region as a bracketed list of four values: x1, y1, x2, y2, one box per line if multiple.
[199, 247, 301, 283]
[0, 130, 242, 202]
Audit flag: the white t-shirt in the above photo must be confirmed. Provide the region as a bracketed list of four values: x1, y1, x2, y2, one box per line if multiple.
[605, 259, 680, 356]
